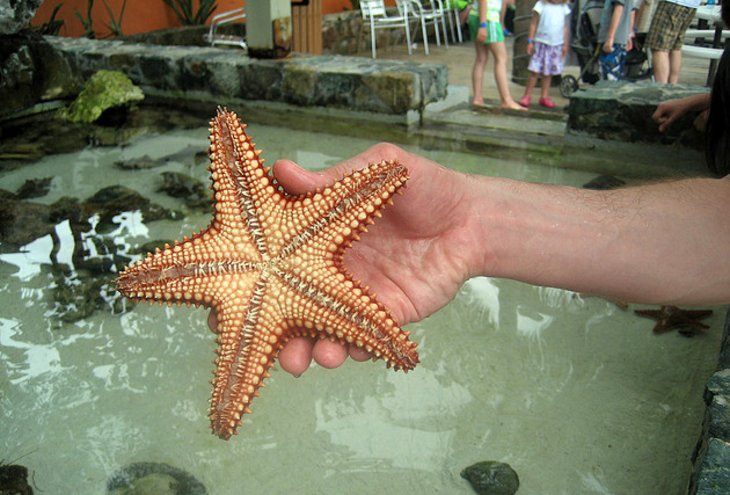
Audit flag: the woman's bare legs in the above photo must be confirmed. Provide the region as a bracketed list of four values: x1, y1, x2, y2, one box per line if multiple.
[471, 41, 490, 106]
[489, 41, 523, 110]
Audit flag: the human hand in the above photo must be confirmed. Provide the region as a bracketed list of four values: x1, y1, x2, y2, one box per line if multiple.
[527, 43, 533, 55]
[477, 26, 487, 43]
[562, 42, 568, 58]
[694, 109, 709, 132]
[208, 143, 477, 376]
[652, 99, 689, 133]
[602, 40, 613, 54]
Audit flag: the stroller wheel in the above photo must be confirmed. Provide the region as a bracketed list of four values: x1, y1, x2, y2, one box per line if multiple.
[560, 75, 579, 98]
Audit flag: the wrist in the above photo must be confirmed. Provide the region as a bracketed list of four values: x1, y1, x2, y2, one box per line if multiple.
[479, 22, 488, 28]
[527, 39, 534, 43]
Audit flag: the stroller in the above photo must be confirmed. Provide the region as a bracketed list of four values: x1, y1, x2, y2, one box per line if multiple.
[560, 0, 651, 97]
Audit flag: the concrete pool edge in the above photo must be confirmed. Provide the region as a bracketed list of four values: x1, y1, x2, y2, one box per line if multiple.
[690, 308, 730, 494]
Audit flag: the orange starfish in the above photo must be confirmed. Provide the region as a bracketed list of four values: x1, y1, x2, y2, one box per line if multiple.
[116, 109, 418, 439]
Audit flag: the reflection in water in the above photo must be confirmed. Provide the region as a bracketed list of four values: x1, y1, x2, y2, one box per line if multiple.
[0, 122, 725, 494]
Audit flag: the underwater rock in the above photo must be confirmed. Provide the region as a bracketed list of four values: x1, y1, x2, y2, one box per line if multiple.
[158, 171, 210, 210]
[106, 462, 207, 495]
[582, 175, 626, 190]
[16, 177, 53, 198]
[83, 185, 179, 233]
[132, 239, 176, 255]
[58, 70, 144, 124]
[0, 463, 33, 494]
[0, 190, 53, 245]
[115, 155, 165, 170]
[461, 461, 519, 495]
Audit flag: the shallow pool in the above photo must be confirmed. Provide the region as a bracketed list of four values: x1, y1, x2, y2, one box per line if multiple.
[0, 110, 724, 494]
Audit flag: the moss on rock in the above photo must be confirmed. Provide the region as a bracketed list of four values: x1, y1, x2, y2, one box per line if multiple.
[59, 69, 144, 123]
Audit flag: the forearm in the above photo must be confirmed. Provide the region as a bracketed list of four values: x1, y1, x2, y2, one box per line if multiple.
[683, 93, 712, 112]
[463, 175, 730, 305]
[607, 5, 624, 42]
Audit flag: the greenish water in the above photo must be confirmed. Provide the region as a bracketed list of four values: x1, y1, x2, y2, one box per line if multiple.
[0, 116, 724, 494]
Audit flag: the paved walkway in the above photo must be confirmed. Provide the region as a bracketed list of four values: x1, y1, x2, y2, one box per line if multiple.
[355, 35, 711, 110]
[352, 36, 712, 177]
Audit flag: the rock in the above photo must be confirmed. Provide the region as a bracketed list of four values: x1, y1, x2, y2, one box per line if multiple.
[568, 81, 707, 148]
[0, 31, 80, 118]
[58, 70, 144, 124]
[694, 438, 730, 495]
[0, 190, 53, 245]
[115, 155, 165, 170]
[106, 462, 207, 495]
[706, 369, 730, 403]
[461, 461, 520, 495]
[16, 177, 52, 198]
[83, 185, 179, 232]
[708, 394, 730, 441]
[0, 0, 43, 35]
[0, 463, 33, 495]
[158, 171, 210, 209]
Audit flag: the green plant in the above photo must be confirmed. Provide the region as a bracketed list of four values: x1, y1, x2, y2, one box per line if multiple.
[162, 0, 217, 26]
[34, 2, 65, 35]
[101, 0, 127, 36]
[74, 0, 96, 38]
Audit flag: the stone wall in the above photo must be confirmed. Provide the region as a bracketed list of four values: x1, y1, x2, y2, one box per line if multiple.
[690, 311, 730, 494]
[322, 10, 409, 56]
[567, 80, 709, 149]
[50, 36, 446, 115]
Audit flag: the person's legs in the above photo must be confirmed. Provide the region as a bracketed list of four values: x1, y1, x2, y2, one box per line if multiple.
[489, 41, 522, 109]
[651, 50, 670, 83]
[520, 71, 539, 107]
[472, 42, 489, 105]
[539, 74, 552, 100]
[668, 49, 683, 84]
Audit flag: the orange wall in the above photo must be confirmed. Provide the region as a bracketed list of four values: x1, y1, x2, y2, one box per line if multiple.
[32, 0, 358, 38]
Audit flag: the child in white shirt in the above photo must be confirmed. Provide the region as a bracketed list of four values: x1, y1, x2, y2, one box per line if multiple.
[518, 0, 571, 109]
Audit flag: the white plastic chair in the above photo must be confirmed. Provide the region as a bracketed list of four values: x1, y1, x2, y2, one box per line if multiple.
[205, 7, 247, 49]
[443, 0, 463, 43]
[360, 0, 412, 58]
[398, 0, 447, 54]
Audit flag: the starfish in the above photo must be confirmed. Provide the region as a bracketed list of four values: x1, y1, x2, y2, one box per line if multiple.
[634, 305, 713, 337]
[116, 108, 419, 440]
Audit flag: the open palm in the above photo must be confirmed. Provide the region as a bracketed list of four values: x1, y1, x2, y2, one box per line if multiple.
[209, 143, 476, 375]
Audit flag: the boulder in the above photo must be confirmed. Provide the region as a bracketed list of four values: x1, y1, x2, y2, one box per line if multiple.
[0, 0, 43, 35]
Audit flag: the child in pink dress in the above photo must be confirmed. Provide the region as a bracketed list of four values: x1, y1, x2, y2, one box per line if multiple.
[519, 0, 571, 109]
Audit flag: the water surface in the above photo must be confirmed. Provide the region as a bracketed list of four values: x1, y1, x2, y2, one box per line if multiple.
[0, 117, 723, 494]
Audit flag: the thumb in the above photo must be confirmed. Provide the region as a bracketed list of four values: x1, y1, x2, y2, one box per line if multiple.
[272, 159, 334, 195]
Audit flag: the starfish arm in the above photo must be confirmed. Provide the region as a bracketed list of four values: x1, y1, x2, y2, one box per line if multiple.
[272, 160, 408, 259]
[209, 109, 283, 260]
[116, 230, 259, 307]
[209, 276, 292, 440]
[273, 261, 419, 371]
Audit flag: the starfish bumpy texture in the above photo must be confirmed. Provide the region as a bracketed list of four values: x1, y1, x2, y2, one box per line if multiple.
[116, 109, 419, 439]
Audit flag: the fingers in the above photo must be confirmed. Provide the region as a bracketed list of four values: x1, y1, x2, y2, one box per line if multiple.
[279, 337, 315, 377]
[311, 339, 349, 368]
[272, 159, 333, 194]
[279, 338, 360, 376]
[210, 306, 371, 377]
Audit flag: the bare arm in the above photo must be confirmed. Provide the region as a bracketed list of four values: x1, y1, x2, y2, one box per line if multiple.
[214, 143, 730, 374]
[470, 175, 730, 305]
[653, 93, 712, 132]
[602, 2, 624, 52]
